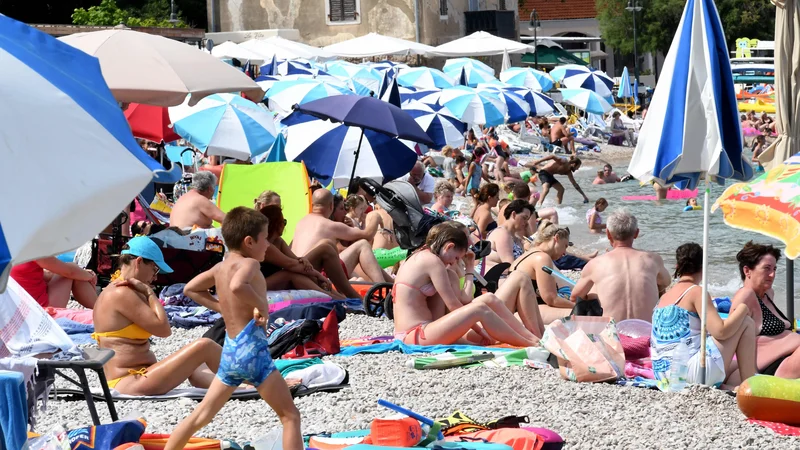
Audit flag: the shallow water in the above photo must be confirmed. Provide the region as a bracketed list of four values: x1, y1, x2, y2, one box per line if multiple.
[532, 159, 798, 314]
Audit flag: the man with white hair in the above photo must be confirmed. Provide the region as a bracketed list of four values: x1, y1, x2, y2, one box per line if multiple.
[400, 162, 435, 204]
[570, 209, 671, 322]
[169, 171, 226, 229]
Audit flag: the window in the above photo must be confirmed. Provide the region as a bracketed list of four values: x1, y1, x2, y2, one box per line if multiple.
[328, 0, 359, 24]
[440, 0, 448, 17]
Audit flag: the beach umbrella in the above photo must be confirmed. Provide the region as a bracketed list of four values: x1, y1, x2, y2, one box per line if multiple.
[618, 67, 633, 99]
[380, 74, 402, 108]
[0, 16, 165, 291]
[502, 87, 555, 116]
[398, 86, 441, 105]
[450, 66, 498, 88]
[403, 100, 467, 149]
[366, 60, 410, 72]
[260, 36, 336, 61]
[255, 75, 282, 94]
[500, 67, 554, 92]
[628, 0, 753, 383]
[561, 70, 614, 97]
[59, 30, 263, 106]
[265, 78, 354, 115]
[438, 86, 507, 126]
[549, 64, 592, 83]
[326, 62, 383, 96]
[274, 59, 315, 76]
[443, 57, 495, 76]
[323, 33, 434, 58]
[282, 112, 418, 188]
[475, 86, 530, 123]
[210, 41, 266, 65]
[559, 88, 612, 115]
[396, 67, 456, 90]
[169, 93, 277, 161]
[124, 103, 181, 143]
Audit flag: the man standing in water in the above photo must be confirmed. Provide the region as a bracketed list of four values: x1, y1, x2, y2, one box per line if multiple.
[570, 210, 672, 322]
[525, 155, 589, 206]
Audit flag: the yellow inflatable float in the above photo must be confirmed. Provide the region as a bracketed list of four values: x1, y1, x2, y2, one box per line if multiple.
[737, 375, 800, 425]
[738, 99, 776, 113]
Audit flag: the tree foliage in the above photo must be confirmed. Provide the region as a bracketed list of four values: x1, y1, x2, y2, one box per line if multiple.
[71, 0, 189, 27]
[597, 0, 776, 56]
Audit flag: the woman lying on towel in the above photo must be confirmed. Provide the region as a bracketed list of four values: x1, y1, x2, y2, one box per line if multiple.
[392, 222, 542, 347]
[92, 236, 223, 395]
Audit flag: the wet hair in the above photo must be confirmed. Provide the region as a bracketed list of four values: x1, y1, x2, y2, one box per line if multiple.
[259, 205, 284, 240]
[222, 206, 269, 251]
[607, 209, 638, 241]
[434, 180, 455, 199]
[473, 183, 500, 204]
[503, 199, 535, 220]
[344, 194, 366, 212]
[512, 182, 531, 200]
[569, 157, 582, 169]
[559, 117, 567, 124]
[685, 198, 695, 206]
[740, 114, 747, 121]
[535, 219, 569, 245]
[604, 164, 613, 171]
[595, 198, 608, 209]
[191, 171, 217, 193]
[425, 222, 469, 255]
[254, 190, 280, 208]
[674, 242, 703, 278]
[736, 241, 781, 281]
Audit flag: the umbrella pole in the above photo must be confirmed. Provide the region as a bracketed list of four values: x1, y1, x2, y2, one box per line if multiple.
[347, 129, 366, 196]
[699, 174, 711, 385]
[788, 258, 795, 329]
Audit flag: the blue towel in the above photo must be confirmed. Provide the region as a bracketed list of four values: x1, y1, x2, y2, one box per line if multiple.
[55, 318, 96, 345]
[0, 370, 28, 450]
[713, 297, 731, 314]
[164, 306, 222, 329]
[338, 341, 517, 356]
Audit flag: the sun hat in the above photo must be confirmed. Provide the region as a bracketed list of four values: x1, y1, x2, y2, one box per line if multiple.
[121, 236, 174, 273]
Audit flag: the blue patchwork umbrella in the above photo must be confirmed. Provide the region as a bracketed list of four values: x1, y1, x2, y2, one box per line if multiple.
[475, 86, 531, 123]
[550, 64, 592, 83]
[326, 61, 383, 96]
[399, 86, 441, 104]
[443, 57, 495, 76]
[438, 86, 508, 126]
[396, 67, 456, 90]
[265, 78, 354, 115]
[559, 88, 613, 115]
[402, 100, 467, 149]
[500, 67, 554, 92]
[451, 66, 498, 87]
[501, 87, 555, 115]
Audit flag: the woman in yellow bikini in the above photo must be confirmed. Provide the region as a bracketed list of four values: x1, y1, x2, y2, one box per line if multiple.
[92, 236, 223, 395]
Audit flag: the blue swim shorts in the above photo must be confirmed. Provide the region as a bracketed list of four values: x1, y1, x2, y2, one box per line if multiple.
[217, 319, 276, 387]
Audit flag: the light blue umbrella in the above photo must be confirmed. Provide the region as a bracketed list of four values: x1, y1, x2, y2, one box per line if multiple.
[475, 86, 530, 123]
[500, 67, 554, 92]
[326, 61, 383, 96]
[438, 86, 507, 126]
[451, 66, 498, 88]
[559, 88, 613, 115]
[402, 100, 467, 149]
[265, 78, 354, 114]
[550, 64, 591, 83]
[396, 67, 456, 90]
[627, 0, 753, 384]
[0, 15, 164, 291]
[618, 67, 633, 99]
[492, 86, 555, 116]
[398, 86, 441, 105]
[561, 69, 614, 97]
[443, 57, 495, 76]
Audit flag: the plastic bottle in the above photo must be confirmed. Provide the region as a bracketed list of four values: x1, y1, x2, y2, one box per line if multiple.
[669, 338, 690, 392]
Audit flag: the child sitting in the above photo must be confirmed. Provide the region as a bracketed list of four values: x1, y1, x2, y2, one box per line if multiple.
[592, 170, 606, 185]
[344, 194, 368, 229]
[166, 207, 302, 450]
[586, 198, 608, 233]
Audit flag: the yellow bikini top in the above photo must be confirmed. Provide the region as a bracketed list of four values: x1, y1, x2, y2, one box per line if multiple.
[91, 323, 152, 342]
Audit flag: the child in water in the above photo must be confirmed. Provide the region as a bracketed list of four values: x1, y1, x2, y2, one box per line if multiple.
[586, 198, 608, 233]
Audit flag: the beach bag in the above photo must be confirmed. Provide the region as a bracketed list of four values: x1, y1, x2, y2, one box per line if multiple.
[68, 418, 146, 450]
[540, 316, 625, 383]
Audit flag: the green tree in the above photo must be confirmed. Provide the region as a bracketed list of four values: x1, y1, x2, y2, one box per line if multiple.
[72, 0, 188, 28]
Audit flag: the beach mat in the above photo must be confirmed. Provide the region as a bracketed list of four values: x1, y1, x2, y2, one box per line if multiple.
[216, 162, 311, 242]
[339, 341, 520, 356]
[51, 383, 348, 402]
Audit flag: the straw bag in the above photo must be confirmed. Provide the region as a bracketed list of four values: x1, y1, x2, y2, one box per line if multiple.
[540, 316, 625, 383]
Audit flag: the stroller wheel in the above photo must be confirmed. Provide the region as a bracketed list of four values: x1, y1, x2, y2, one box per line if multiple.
[363, 282, 393, 317]
[384, 292, 394, 320]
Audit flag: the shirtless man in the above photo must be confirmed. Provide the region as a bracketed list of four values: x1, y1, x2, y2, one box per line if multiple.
[292, 189, 392, 283]
[570, 209, 671, 322]
[550, 117, 576, 154]
[598, 164, 620, 183]
[169, 172, 225, 229]
[525, 155, 589, 206]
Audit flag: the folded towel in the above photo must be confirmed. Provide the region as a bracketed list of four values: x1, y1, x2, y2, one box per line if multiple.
[0, 370, 28, 450]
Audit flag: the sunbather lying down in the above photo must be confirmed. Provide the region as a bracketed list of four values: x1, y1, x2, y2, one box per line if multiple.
[391, 222, 544, 347]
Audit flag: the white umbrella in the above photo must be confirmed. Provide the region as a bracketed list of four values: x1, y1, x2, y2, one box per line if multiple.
[59, 30, 263, 106]
[262, 36, 336, 61]
[432, 31, 534, 57]
[210, 41, 266, 65]
[323, 33, 435, 58]
[240, 39, 308, 61]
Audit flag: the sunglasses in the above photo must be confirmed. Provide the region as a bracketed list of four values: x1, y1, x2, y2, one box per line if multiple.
[148, 261, 160, 275]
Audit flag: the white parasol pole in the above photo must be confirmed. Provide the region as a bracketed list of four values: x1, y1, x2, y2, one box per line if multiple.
[699, 173, 710, 384]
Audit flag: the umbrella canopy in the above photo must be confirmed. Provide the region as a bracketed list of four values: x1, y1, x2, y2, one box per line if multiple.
[1, 17, 162, 291]
[402, 100, 467, 149]
[261, 36, 336, 61]
[210, 41, 266, 65]
[326, 62, 383, 96]
[124, 103, 181, 143]
[282, 112, 417, 188]
[550, 64, 592, 83]
[757, 0, 800, 172]
[255, 74, 282, 93]
[265, 78, 354, 115]
[396, 67, 456, 90]
[60, 30, 263, 106]
[500, 67, 554, 92]
[521, 46, 589, 67]
[451, 66, 498, 88]
[438, 86, 507, 126]
[443, 57, 495, 76]
[239, 39, 311, 61]
[364, 60, 411, 72]
[561, 70, 615, 97]
[498, 86, 555, 115]
[323, 33, 435, 58]
[273, 59, 315, 76]
[475, 86, 530, 123]
[399, 86, 441, 104]
[618, 66, 633, 99]
[559, 88, 612, 115]
[432, 31, 533, 57]
[169, 93, 277, 161]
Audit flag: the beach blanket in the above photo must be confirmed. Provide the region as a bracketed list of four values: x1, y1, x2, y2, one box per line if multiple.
[164, 306, 221, 329]
[747, 419, 800, 436]
[340, 336, 395, 347]
[55, 318, 95, 345]
[615, 377, 660, 390]
[0, 279, 74, 358]
[408, 348, 550, 370]
[339, 341, 519, 356]
[45, 307, 94, 324]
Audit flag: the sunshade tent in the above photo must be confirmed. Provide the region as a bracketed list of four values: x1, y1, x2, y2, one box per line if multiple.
[0, 16, 163, 291]
[210, 41, 266, 65]
[627, 0, 753, 383]
[59, 30, 264, 106]
[323, 33, 435, 58]
[521, 46, 588, 66]
[432, 31, 534, 56]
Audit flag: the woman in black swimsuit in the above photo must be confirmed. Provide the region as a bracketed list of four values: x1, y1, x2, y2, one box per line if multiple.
[731, 242, 800, 379]
[470, 183, 500, 238]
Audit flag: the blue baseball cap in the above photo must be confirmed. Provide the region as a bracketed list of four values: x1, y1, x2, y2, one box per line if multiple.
[121, 236, 173, 273]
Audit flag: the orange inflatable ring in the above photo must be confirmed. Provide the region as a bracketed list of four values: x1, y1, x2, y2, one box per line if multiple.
[737, 375, 800, 425]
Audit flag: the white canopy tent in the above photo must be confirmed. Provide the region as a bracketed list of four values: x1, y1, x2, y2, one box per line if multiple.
[262, 36, 337, 62]
[323, 33, 435, 58]
[432, 31, 535, 57]
[210, 41, 267, 65]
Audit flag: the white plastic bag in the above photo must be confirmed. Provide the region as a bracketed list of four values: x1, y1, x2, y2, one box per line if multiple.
[250, 427, 283, 450]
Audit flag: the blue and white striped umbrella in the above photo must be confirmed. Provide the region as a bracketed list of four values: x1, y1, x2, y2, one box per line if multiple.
[399, 86, 441, 105]
[627, 0, 753, 382]
[502, 87, 555, 116]
[550, 64, 592, 83]
[475, 85, 530, 123]
[561, 69, 615, 97]
[438, 86, 507, 126]
[617, 66, 633, 99]
[282, 112, 418, 188]
[559, 88, 613, 115]
[451, 66, 498, 88]
[0, 16, 164, 290]
[443, 57, 495, 76]
[396, 67, 456, 90]
[265, 78, 354, 115]
[365, 60, 410, 72]
[169, 93, 277, 161]
[500, 67, 554, 92]
[326, 61, 383, 96]
[402, 100, 466, 149]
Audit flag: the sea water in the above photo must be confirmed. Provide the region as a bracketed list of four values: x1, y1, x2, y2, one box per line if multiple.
[537, 161, 799, 313]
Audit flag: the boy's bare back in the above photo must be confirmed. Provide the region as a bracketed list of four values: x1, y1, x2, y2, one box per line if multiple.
[214, 252, 268, 338]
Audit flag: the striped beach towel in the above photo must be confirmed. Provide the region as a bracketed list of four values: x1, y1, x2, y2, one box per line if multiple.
[0, 279, 74, 358]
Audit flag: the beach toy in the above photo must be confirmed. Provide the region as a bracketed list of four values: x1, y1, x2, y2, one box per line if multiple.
[541, 266, 576, 287]
[737, 375, 800, 425]
[683, 205, 702, 211]
[370, 416, 423, 447]
[377, 399, 444, 440]
[374, 247, 409, 269]
[621, 189, 699, 201]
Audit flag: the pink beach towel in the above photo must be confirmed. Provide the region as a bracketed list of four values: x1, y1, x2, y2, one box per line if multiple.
[45, 308, 94, 325]
[748, 419, 800, 436]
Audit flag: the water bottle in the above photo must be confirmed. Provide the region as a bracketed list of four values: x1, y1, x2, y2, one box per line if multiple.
[669, 338, 690, 392]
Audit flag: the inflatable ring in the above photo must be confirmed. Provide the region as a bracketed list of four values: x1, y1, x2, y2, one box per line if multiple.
[737, 375, 800, 425]
[683, 205, 702, 212]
